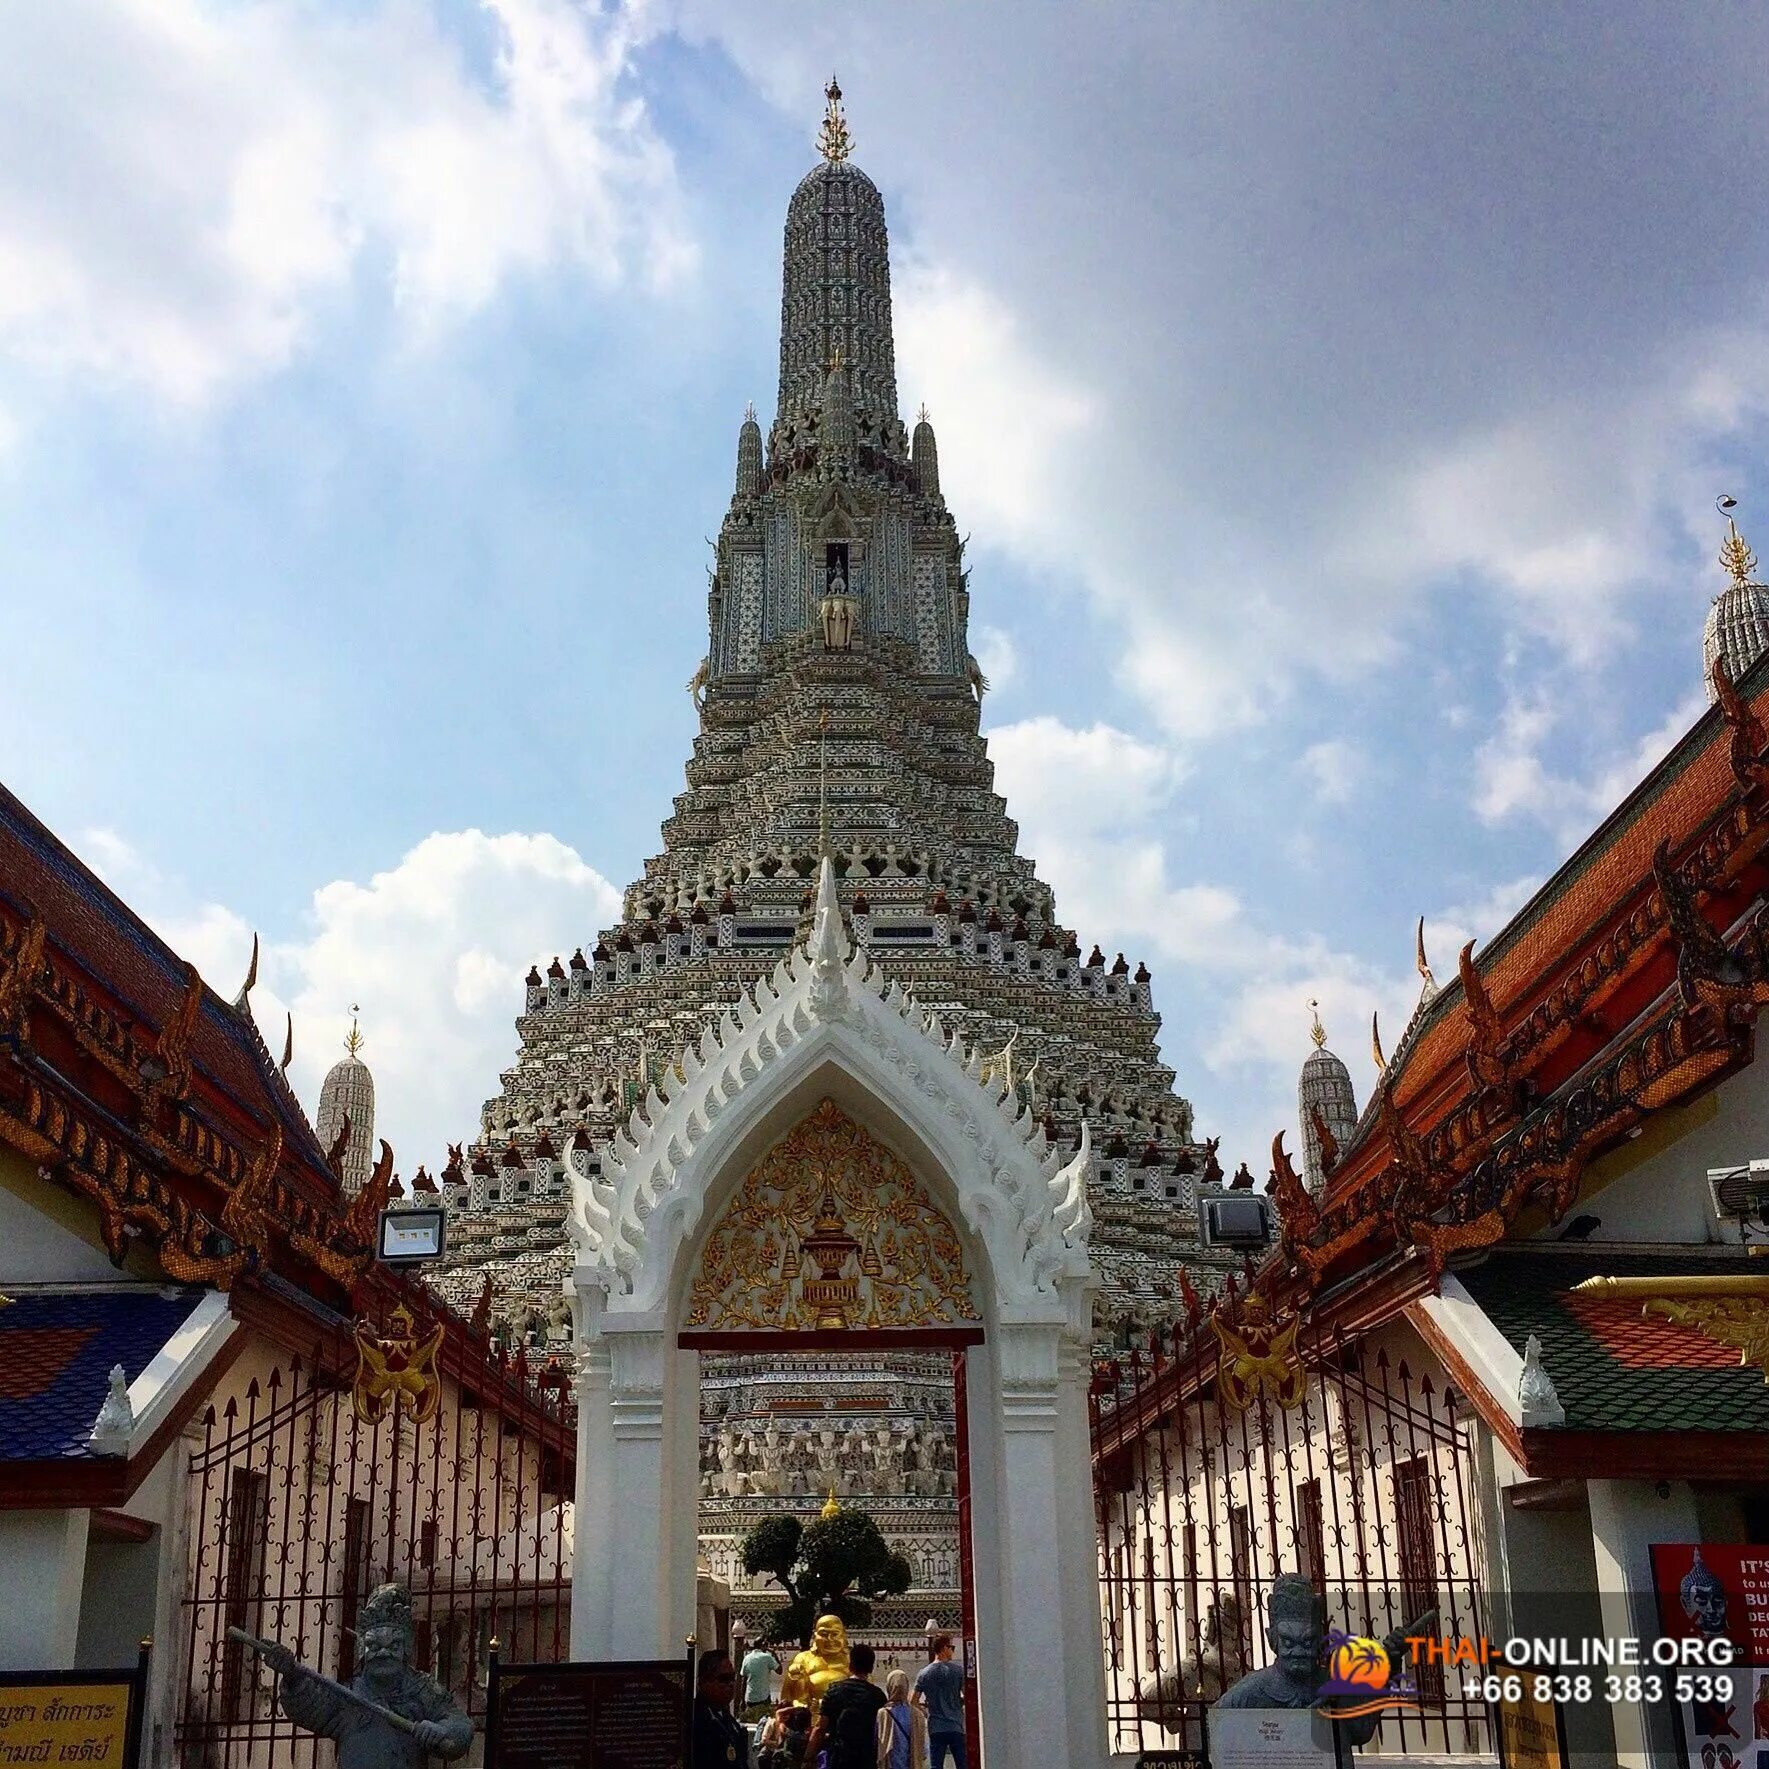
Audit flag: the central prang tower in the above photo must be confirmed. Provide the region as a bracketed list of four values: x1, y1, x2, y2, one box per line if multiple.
[430, 83, 1214, 1644]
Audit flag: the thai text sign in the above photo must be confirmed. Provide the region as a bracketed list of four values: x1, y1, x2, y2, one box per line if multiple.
[0, 1672, 142, 1769]
[1494, 1686, 1566, 1769]
[486, 1656, 690, 1769]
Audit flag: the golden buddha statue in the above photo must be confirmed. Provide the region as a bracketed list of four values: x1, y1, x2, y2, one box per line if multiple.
[781, 1613, 850, 1718]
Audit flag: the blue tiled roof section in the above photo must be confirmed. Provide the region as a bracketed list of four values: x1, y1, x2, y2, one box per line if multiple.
[0, 1288, 207, 1460]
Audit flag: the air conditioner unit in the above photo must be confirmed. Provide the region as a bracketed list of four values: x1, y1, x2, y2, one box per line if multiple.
[1200, 1192, 1272, 1250]
[1708, 1160, 1769, 1225]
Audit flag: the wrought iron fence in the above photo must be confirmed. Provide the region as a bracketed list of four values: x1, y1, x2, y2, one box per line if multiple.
[175, 1318, 573, 1769]
[1091, 1316, 1494, 1762]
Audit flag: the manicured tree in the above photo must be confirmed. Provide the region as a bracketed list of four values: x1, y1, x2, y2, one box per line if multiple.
[740, 1504, 914, 1647]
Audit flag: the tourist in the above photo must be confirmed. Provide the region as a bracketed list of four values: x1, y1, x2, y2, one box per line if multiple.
[808, 1642, 887, 1769]
[912, 1636, 965, 1769]
[757, 1704, 812, 1769]
[875, 1669, 928, 1769]
[740, 1641, 780, 1724]
[693, 1651, 750, 1769]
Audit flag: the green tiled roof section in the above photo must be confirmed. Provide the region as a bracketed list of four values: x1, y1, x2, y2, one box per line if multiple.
[1458, 1251, 1769, 1433]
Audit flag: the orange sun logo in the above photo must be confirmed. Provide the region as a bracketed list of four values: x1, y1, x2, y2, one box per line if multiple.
[1329, 1636, 1390, 1691]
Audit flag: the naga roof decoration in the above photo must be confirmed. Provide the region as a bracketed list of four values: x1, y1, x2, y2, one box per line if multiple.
[1287, 674, 1769, 1287]
[1098, 648, 1769, 1445]
[0, 781, 386, 1297]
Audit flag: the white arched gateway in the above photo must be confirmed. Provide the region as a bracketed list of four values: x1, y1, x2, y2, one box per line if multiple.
[566, 861, 1109, 1767]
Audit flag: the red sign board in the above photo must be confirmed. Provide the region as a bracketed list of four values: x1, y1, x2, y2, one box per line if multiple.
[1652, 1544, 1769, 1659]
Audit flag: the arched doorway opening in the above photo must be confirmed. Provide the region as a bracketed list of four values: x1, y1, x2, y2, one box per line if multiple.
[682, 1099, 985, 1755]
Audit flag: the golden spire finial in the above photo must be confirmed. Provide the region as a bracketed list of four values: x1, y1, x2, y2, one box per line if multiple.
[817, 76, 852, 164]
[1719, 495, 1758, 591]
[344, 1005, 364, 1060]
[916, 402, 930, 426]
[821, 1487, 843, 1520]
[1308, 999, 1327, 1050]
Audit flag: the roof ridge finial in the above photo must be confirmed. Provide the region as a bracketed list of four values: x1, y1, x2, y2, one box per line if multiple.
[818, 75, 852, 164]
[1308, 998, 1327, 1050]
[1719, 495, 1759, 591]
[344, 1004, 364, 1060]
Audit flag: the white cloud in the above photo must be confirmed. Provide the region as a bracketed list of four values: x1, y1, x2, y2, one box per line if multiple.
[979, 709, 1562, 1161]
[1341, 328, 1769, 668]
[1422, 874, 1541, 972]
[279, 831, 621, 1165]
[1473, 687, 1705, 839]
[986, 715, 1185, 836]
[0, 0, 691, 404]
[895, 263, 1096, 554]
[1300, 738, 1364, 805]
[77, 825, 620, 1173]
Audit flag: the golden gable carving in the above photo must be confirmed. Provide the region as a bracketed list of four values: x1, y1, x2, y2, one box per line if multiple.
[686, 1098, 978, 1331]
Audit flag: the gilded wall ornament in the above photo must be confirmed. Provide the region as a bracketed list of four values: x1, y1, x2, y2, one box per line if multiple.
[1211, 1293, 1306, 1412]
[352, 1305, 444, 1424]
[685, 1098, 978, 1330]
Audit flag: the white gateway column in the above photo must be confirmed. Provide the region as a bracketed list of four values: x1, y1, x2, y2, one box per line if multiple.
[572, 1296, 696, 1660]
[993, 1310, 1109, 1769]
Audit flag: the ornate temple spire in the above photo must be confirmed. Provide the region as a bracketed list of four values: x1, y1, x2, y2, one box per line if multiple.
[1705, 498, 1769, 701]
[777, 81, 899, 437]
[316, 1007, 376, 1197]
[912, 404, 941, 501]
[1299, 1001, 1357, 1195]
[735, 402, 762, 497]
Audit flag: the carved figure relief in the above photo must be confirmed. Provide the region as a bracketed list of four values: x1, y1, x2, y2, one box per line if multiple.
[696, 1413, 957, 1499]
[685, 1098, 979, 1331]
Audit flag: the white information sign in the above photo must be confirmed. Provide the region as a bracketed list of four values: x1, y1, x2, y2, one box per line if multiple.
[1207, 1706, 1343, 1768]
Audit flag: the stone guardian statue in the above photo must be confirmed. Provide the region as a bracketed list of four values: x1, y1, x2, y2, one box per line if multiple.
[1216, 1573, 1430, 1750]
[248, 1583, 472, 1768]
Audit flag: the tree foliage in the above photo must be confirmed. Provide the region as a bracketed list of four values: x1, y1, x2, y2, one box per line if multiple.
[739, 1506, 914, 1647]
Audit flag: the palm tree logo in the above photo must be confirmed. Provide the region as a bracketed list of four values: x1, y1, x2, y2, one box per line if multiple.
[1328, 1635, 1390, 1692]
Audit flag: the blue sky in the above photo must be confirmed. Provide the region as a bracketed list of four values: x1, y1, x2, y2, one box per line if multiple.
[6, 1, 1769, 1172]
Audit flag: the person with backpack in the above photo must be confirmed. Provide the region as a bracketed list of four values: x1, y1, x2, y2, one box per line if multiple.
[807, 1642, 886, 1769]
[756, 1705, 811, 1769]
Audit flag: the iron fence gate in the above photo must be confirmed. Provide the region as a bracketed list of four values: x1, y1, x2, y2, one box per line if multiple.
[175, 1321, 573, 1769]
[1092, 1315, 1494, 1762]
